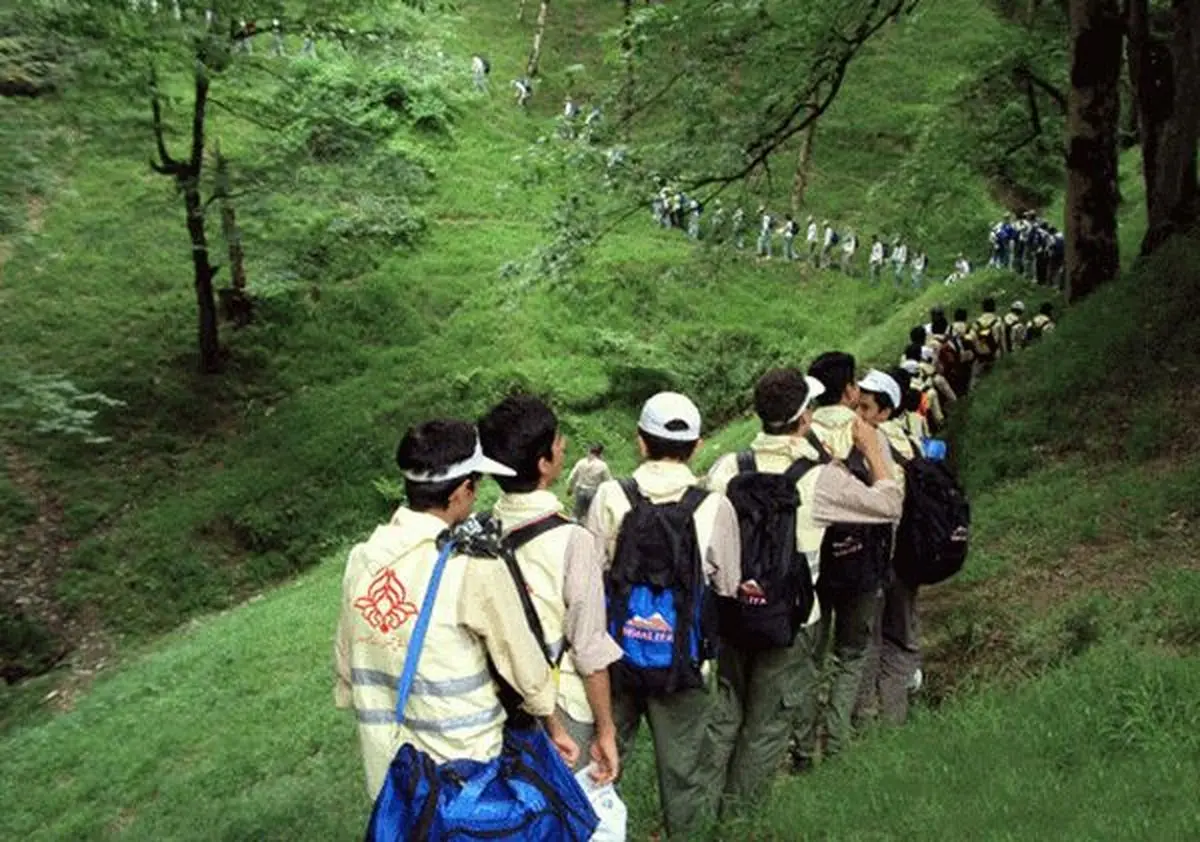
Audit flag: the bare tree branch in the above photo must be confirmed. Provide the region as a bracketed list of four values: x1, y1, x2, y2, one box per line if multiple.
[149, 66, 181, 175]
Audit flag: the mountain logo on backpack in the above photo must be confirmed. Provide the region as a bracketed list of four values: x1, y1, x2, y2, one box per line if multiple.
[623, 612, 673, 642]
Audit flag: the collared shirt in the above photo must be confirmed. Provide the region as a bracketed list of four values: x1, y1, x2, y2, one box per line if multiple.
[492, 491, 624, 679]
[586, 460, 742, 599]
[566, 456, 612, 496]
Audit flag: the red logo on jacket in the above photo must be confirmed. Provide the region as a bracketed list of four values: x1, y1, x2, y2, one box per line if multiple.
[354, 569, 419, 633]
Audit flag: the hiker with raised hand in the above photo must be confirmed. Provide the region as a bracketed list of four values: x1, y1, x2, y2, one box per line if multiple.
[852, 370, 924, 727]
[335, 420, 597, 839]
[477, 397, 623, 785]
[585, 392, 742, 839]
[703, 368, 903, 809]
[792, 353, 904, 767]
[565, 443, 613, 521]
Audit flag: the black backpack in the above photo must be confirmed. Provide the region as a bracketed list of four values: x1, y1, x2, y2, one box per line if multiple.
[720, 450, 829, 650]
[807, 433, 894, 600]
[891, 451, 970, 587]
[606, 480, 717, 695]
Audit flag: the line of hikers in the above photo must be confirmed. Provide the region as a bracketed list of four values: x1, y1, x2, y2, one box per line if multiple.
[337, 312, 1050, 837]
[987, 211, 1065, 289]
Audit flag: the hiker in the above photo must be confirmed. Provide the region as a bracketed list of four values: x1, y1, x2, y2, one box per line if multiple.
[731, 206, 746, 249]
[869, 235, 885, 284]
[945, 253, 971, 284]
[793, 353, 904, 767]
[821, 221, 837, 268]
[334, 419, 591, 831]
[301, 25, 316, 57]
[853, 370, 923, 727]
[910, 249, 928, 288]
[585, 392, 742, 838]
[564, 97, 580, 120]
[513, 77, 532, 108]
[565, 443, 613, 521]
[471, 54, 490, 90]
[782, 216, 799, 261]
[969, 297, 1003, 377]
[891, 239, 908, 286]
[1026, 302, 1056, 343]
[477, 397, 622, 782]
[1047, 228, 1065, 290]
[704, 368, 904, 811]
[1002, 300, 1027, 354]
[806, 216, 819, 264]
[270, 18, 285, 55]
[687, 198, 702, 242]
[585, 105, 602, 128]
[938, 308, 975, 398]
[757, 207, 774, 258]
[840, 229, 858, 275]
[901, 345, 956, 433]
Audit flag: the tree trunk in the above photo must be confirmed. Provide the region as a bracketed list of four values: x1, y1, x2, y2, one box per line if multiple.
[621, 0, 634, 127]
[184, 181, 221, 373]
[791, 115, 817, 214]
[1142, 0, 1200, 253]
[526, 0, 550, 78]
[1065, 0, 1123, 302]
[1126, 0, 1164, 219]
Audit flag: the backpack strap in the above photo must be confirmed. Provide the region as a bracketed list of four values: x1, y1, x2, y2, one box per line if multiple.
[500, 515, 573, 667]
[735, 449, 756, 474]
[677, 485, 710, 520]
[504, 514, 571, 552]
[618, 477, 643, 510]
[392, 538, 457, 725]
[804, 430, 832, 461]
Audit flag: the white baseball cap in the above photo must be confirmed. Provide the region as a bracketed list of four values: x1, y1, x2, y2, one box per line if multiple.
[858, 369, 902, 411]
[1011, 300, 1026, 313]
[402, 431, 516, 483]
[639, 392, 702, 441]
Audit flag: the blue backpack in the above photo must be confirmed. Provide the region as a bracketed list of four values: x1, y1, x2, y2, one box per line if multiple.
[606, 480, 717, 695]
[365, 536, 599, 842]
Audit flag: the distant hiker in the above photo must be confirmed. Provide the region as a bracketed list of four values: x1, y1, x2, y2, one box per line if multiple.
[793, 353, 903, 766]
[564, 97, 580, 120]
[566, 443, 613, 521]
[806, 216, 819, 263]
[687, 198, 702, 242]
[946, 253, 970, 284]
[1001, 300, 1027, 353]
[586, 392, 742, 838]
[970, 297, 1003, 377]
[854, 369, 923, 727]
[335, 420, 595, 838]
[709, 200, 727, 242]
[272, 18, 285, 56]
[585, 105, 602, 127]
[891, 239, 908, 286]
[840, 229, 858, 275]
[478, 397, 622, 780]
[301, 26, 317, 57]
[705, 368, 903, 808]
[821, 221, 837, 268]
[653, 186, 670, 227]
[1047, 228, 1065, 290]
[471, 54, 490, 90]
[757, 207, 774, 258]
[513, 78, 533, 107]
[1025, 302, 1056, 343]
[869, 235, 885, 284]
[731, 206, 747, 249]
[782, 215, 799, 261]
[910, 250, 928, 288]
[205, 7, 216, 29]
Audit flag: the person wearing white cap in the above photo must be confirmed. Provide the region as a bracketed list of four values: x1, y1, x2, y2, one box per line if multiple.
[477, 396, 623, 784]
[1002, 300, 1028, 354]
[704, 367, 903, 801]
[585, 391, 742, 838]
[334, 418, 578, 802]
[795, 351, 903, 764]
[853, 368, 924, 729]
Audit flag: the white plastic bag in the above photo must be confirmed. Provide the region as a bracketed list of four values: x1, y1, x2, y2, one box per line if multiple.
[574, 766, 627, 842]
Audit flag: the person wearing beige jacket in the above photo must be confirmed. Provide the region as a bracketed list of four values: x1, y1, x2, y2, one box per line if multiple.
[334, 419, 577, 801]
[478, 395, 623, 785]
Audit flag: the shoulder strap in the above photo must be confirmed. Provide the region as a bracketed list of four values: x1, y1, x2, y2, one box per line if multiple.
[783, 456, 821, 484]
[504, 514, 571, 552]
[735, 450, 756, 474]
[618, 477, 642, 510]
[393, 539, 457, 725]
[678, 486, 709, 519]
[497, 541, 559, 667]
[805, 430, 833, 463]
[888, 441, 911, 466]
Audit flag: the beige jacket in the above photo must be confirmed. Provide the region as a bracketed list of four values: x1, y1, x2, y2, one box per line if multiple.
[566, 456, 613, 495]
[585, 460, 742, 599]
[334, 507, 557, 799]
[492, 491, 624, 723]
[706, 433, 905, 624]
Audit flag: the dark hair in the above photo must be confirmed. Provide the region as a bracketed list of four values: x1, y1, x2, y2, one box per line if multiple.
[589, 443, 605, 456]
[889, 367, 921, 413]
[396, 419, 479, 511]
[808, 352, 857, 408]
[754, 368, 810, 434]
[903, 343, 924, 362]
[930, 306, 945, 319]
[1040, 302, 1054, 317]
[931, 313, 950, 336]
[909, 325, 927, 345]
[982, 297, 997, 313]
[859, 384, 895, 413]
[638, 428, 699, 462]
[477, 395, 557, 494]
[954, 307, 969, 322]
